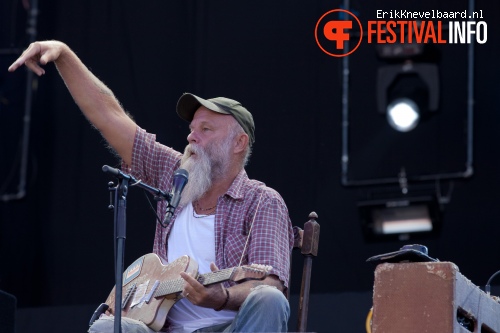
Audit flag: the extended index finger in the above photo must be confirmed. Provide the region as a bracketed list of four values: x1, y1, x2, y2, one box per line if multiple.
[8, 44, 45, 75]
[8, 44, 32, 71]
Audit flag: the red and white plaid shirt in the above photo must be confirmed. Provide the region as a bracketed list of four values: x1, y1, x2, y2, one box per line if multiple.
[122, 126, 294, 288]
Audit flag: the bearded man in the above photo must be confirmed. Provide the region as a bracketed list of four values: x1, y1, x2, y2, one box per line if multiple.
[9, 41, 294, 333]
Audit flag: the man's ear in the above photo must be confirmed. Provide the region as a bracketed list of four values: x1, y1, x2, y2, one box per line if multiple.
[234, 133, 249, 154]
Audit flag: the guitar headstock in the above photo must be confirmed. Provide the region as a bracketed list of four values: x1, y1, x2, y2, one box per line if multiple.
[230, 264, 273, 282]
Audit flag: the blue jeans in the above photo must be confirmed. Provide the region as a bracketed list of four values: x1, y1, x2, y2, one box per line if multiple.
[195, 285, 290, 333]
[88, 315, 156, 333]
[89, 285, 290, 333]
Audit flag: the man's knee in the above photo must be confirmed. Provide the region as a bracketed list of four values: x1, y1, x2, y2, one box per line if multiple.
[88, 315, 115, 333]
[246, 285, 289, 310]
[88, 315, 155, 333]
[232, 285, 290, 332]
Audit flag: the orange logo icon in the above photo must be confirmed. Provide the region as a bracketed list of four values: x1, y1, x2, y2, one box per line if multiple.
[315, 9, 363, 57]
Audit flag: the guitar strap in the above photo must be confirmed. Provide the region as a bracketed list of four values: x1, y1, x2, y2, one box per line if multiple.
[237, 190, 264, 267]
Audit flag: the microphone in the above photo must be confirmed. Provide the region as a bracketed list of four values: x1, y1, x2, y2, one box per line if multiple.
[102, 165, 131, 180]
[163, 168, 189, 225]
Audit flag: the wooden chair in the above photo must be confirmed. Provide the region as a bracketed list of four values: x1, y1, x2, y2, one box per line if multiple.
[289, 212, 320, 332]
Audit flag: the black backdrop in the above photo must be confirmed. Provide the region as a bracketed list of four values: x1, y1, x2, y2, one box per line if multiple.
[1, 0, 500, 327]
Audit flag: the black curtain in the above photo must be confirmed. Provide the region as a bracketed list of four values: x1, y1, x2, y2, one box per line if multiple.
[0, 0, 499, 311]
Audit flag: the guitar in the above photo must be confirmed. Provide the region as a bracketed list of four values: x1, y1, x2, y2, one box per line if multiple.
[103, 253, 272, 331]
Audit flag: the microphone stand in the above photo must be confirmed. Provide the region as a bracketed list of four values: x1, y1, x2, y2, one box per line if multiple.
[102, 165, 170, 333]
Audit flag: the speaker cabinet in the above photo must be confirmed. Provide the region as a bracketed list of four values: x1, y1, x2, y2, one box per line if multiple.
[372, 262, 500, 333]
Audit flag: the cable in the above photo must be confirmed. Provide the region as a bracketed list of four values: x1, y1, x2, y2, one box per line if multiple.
[142, 190, 169, 228]
[365, 307, 372, 333]
[485, 269, 500, 295]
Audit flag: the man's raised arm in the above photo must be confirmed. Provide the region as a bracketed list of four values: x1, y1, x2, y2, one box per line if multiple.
[8, 40, 137, 165]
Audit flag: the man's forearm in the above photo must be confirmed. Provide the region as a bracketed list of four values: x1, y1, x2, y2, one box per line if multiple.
[54, 43, 136, 164]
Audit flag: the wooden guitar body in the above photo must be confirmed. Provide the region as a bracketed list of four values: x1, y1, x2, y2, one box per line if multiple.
[105, 254, 198, 331]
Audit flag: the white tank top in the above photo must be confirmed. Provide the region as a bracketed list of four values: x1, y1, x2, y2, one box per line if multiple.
[166, 203, 235, 333]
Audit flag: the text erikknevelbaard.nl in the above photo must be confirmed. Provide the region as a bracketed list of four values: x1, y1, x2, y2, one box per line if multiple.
[369, 10, 487, 44]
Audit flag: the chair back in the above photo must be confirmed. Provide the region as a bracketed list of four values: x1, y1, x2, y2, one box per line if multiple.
[289, 212, 320, 332]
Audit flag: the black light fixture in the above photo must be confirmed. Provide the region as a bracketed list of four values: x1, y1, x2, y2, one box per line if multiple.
[340, 2, 474, 244]
[377, 61, 440, 132]
[358, 195, 442, 242]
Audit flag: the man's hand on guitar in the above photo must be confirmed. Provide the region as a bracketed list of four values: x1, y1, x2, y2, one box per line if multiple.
[180, 262, 228, 310]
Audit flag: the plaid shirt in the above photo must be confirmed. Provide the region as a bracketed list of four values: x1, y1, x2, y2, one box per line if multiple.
[122, 126, 294, 288]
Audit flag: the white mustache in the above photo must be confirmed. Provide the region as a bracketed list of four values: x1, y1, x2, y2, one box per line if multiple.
[184, 143, 202, 158]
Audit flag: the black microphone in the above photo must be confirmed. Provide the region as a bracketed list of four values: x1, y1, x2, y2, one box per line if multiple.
[102, 165, 131, 180]
[163, 168, 189, 225]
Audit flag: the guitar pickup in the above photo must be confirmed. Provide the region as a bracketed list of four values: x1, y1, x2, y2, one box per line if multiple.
[144, 280, 160, 304]
[122, 283, 136, 309]
[131, 280, 150, 308]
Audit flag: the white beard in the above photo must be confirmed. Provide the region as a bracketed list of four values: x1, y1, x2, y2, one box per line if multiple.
[178, 137, 232, 207]
[178, 144, 212, 207]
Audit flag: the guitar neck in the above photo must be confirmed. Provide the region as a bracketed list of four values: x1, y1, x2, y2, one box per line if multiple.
[153, 267, 234, 298]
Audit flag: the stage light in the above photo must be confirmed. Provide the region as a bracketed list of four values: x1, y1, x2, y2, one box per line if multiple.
[373, 204, 432, 235]
[377, 62, 439, 132]
[386, 97, 420, 132]
[358, 196, 441, 242]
